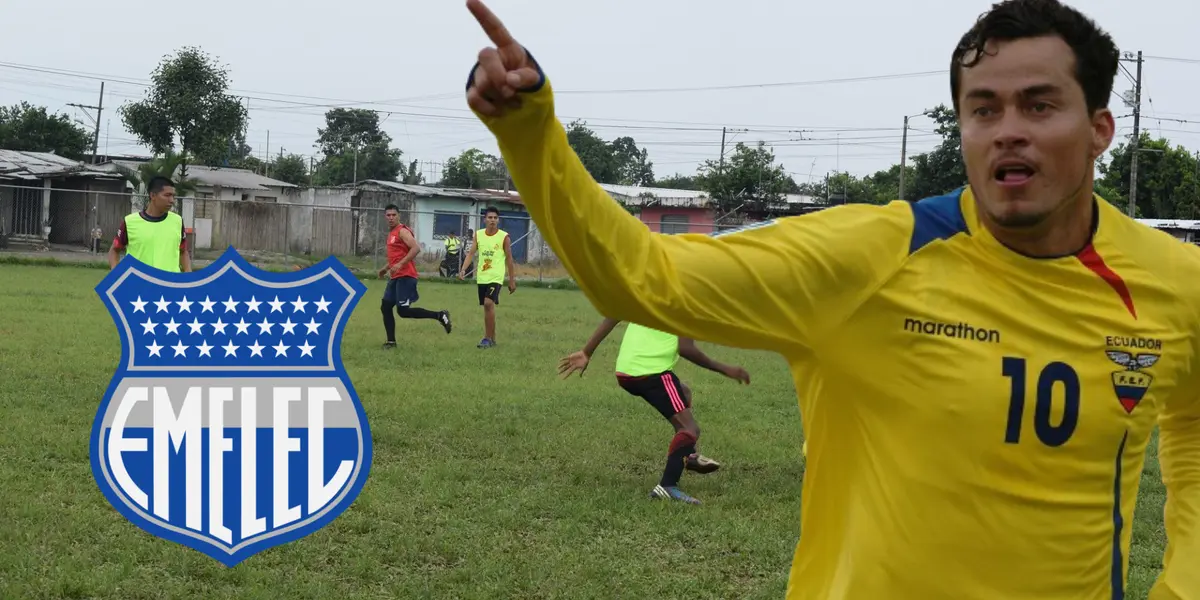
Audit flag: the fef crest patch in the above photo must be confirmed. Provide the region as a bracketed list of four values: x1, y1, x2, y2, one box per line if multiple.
[1106, 350, 1159, 414]
[91, 247, 371, 567]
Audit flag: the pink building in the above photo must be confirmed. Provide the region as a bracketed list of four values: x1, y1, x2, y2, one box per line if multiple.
[598, 183, 720, 235]
[598, 183, 823, 234]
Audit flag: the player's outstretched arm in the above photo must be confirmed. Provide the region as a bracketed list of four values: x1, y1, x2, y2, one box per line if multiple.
[464, 0, 911, 356]
[558, 317, 621, 378]
[678, 338, 749, 384]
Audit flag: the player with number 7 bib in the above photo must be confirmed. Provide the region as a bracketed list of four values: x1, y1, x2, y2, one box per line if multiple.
[462, 0, 1200, 598]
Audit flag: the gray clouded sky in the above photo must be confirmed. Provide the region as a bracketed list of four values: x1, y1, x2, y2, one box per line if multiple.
[2, 0, 1197, 186]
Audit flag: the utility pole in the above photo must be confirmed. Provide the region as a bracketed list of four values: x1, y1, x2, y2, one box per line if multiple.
[719, 127, 727, 172]
[1123, 51, 1143, 217]
[899, 115, 910, 200]
[67, 82, 104, 163]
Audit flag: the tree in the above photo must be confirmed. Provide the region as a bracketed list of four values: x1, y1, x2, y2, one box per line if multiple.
[441, 148, 508, 189]
[1097, 133, 1200, 219]
[119, 46, 249, 173]
[312, 108, 404, 185]
[695, 141, 799, 214]
[564, 121, 655, 185]
[656, 174, 700, 190]
[609, 136, 655, 186]
[399, 159, 424, 185]
[113, 149, 200, 207]
[0, 102, 94, 160]
[904, 105, 967, 201]
[269, 153, 309, 185]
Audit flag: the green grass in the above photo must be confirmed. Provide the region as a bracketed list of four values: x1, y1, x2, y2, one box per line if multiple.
[0, 264, 1168, 599]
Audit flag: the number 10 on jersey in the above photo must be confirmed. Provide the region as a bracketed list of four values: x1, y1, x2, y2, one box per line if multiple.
[1002, 357, 1081, 447]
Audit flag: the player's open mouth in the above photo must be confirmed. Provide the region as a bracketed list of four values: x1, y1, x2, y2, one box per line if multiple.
[993, 162, 1036, 185]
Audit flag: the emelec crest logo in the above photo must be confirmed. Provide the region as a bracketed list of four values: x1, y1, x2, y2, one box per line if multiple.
[91, 248, 372, 567]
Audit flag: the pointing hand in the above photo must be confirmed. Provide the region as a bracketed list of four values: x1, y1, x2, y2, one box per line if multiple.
[465, 0, 542, 117]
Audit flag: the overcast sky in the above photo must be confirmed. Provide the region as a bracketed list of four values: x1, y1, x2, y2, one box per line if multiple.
[1, 0, 1197, 187]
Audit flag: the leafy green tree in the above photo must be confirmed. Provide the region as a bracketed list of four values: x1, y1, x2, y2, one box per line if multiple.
[312, 108, 404, 185]
[113, 149, 201, 208]
[268, 153, 309, 185]
[441, 148, 508, 189]
[119, 46, 249, 174]
[1097, 133, 1200, 219]
[695, 141, 799, 214]
[905, 105, 966, 201]
[656, 174, 700, 190]
[0, 102, 94, 160]
[564, 121, 655, 185]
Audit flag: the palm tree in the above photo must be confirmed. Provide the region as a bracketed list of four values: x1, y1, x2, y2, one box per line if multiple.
[114, 149, 200, 209]
[399, 159, 424, 185]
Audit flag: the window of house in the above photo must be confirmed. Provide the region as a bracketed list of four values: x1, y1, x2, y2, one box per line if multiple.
[660, 214, 691, 235]
[254, 196, 277, 203]
[434, 211, 467, 238]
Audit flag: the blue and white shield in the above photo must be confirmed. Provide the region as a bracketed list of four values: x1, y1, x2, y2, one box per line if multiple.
[91, 247, 372, 567]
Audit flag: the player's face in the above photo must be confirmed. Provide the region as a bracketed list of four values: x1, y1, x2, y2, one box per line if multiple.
[957, 35, 1114, 230]
[151, 186, 176, 211]
[485, 213, 499, 228]
[384, 210, 399, 227]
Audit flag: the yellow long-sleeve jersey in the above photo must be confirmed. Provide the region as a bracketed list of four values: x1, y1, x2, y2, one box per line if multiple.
[472, 58, 1200, 599]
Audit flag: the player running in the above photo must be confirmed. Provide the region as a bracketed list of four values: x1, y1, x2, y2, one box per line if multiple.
[458, 206, 516, 348]
[464, 0, 1200, 598]
[379, 204, 451, 348]
[559, 318, 749, 505]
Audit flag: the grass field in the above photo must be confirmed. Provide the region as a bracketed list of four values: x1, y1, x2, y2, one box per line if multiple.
[0, 263, 1170, 599]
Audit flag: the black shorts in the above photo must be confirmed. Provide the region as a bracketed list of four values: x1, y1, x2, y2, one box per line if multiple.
[477, 282, 501, 306]
[384, 276, 419, 307]
[618, 371, 691, 420]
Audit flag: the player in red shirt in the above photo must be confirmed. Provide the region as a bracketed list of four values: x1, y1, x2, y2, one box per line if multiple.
[378, 204, 452, 348]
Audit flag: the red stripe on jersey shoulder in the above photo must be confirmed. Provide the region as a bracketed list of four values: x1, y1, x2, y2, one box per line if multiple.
[1076, 243, 1136, 319]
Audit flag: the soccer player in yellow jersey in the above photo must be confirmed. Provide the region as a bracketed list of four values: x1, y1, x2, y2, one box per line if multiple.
[459, 206, 517, 348]
[559, 318, 750, 505]
[463, 0, 1200, 598]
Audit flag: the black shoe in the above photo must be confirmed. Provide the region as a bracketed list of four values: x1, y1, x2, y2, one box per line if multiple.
[439, 310, 452, 334]
[382, 341, 396, 350]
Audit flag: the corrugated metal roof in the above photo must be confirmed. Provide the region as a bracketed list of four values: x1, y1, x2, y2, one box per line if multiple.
[1139, 219, 1200, 231]
[0, 150, 122, 180]
[357, 180, 523, 204]
[94, 160, 299, 191]
[185, 165, 299, 190]
[599, 183, 711, 207]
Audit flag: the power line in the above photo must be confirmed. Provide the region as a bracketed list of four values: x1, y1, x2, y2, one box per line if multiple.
[1143, 55, 1200, 65]
[553, 70, 946, 95]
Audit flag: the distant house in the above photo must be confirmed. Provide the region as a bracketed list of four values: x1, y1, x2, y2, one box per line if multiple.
[94, 159, 301, 251]
[598, 183, 823, 235]
[0, 149, 127, 248]
[353, 180, 534, 262]
[1137, 219, 1200, 243]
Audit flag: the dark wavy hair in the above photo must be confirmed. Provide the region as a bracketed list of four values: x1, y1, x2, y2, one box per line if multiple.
[950, 0, 1120, 115]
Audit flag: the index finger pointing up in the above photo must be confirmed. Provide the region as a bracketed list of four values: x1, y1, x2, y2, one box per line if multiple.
[467, 0, 516, 47]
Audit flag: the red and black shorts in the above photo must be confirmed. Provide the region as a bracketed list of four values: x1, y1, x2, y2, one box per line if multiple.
[617, 371, 690, 420]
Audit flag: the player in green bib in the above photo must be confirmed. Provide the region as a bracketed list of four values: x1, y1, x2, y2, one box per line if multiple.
[559, 318, 751, 505]
[458, 206, 516, 348]
[107, 176, 191, 273]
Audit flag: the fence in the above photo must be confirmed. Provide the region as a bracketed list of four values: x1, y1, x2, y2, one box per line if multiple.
[0, 182, 766, 282]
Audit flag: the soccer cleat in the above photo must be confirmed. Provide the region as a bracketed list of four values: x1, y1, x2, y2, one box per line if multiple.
[649, 484, 701, 505]
[685, 453, 721, 474]
[381, 341, 396, 350]
[439, 310, 452, 334]
[477, 338, 495, 349]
